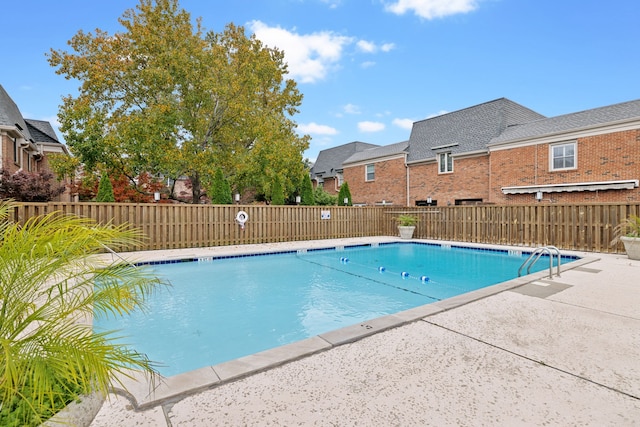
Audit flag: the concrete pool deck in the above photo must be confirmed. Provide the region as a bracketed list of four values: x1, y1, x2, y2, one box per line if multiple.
[85, 238, 640, 426]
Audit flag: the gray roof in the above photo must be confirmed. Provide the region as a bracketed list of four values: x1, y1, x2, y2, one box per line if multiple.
[25, 119, 60, 144]
[407, 98, 545, 163]
[311, 141, 379, 178]
[0, 84, 33, 141]
[491, 98, 640, 145]
[343, 140, 408, 165]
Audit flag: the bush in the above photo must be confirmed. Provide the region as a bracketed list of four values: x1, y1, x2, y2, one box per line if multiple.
[271, 176, 285, 205]
[0, 200, 165, 425]
[95, 172, 115, 202]
[299, 174, 315, 206]
[0, 169, 65, 202]
[210, 168, 232, 204]
[337, 182, 352, 206]
[313, 187, 337, 206]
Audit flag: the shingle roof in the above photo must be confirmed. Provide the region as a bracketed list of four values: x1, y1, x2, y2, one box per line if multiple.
[490, 98, 640, 145]
[311, 141, 379, 178]
[0, 84, 33, 141]
[343, 140, 408, 165]
[25, 119, 60, 144]
[406, 98, 545, 163]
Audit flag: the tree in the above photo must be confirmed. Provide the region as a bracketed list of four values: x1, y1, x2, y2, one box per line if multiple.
[0, 170, 65, 202]
[0, 200, 164, 425]
[299, 174, 315, 206]
[270, 176, 285, 205]
[210, 168, 232, 204]
[48, 0, 309, 204]
[95, 172, 115, 202]
[337, 182, 352, 206]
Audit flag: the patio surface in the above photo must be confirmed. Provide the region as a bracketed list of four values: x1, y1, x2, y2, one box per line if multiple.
[78, 238, 639, 426]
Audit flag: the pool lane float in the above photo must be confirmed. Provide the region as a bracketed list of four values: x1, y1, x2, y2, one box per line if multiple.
[235, 210, 248, 230]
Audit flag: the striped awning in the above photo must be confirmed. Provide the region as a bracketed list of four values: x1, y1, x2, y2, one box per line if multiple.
[501, 179, 639, 194]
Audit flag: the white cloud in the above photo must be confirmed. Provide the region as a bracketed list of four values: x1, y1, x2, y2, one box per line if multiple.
[298, 122, 339, 135]
[427, 109, 449, 118]
[361, 61, 376, 69]
[356, 40, 377, 53]
[381, 43, 396, 52]
[384, 0, 479, 20]
[248, 20, 353, 83]
[343, 104, 361, 114]
[356, 40, 396, 54]
[392, 118, 414, 130]
[358, 121, 385, 132]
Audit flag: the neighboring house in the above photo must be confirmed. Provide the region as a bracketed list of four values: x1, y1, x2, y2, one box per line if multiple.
[341, 97, 640, 206]
[489, 99, 640, 204]
[0, 84, 70, 199]
[405, 98, 545, 206]
[342, 140, 408, 206]
[310, 141, 378, 195]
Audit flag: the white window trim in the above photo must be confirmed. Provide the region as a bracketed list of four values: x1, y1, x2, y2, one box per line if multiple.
[550, 141, 577, 171]
[365, 164, 375, 181]
[438, 152, 453, 174]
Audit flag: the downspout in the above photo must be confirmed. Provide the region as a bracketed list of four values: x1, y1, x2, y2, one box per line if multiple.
[487, 149, 491, 203]
[405, 154, 410, 207]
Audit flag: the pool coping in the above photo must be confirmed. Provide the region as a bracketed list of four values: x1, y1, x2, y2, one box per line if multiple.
[104, 238, 599, 410]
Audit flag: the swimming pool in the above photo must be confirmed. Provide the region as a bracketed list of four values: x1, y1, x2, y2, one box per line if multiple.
[94, 242, 578, 377]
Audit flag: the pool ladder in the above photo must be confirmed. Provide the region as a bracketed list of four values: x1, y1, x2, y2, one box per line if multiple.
[518, 246, 561, 279]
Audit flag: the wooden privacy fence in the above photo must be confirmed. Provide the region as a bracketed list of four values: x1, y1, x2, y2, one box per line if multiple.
[382, 203, 640, 253]
[8, 202, 640, 253]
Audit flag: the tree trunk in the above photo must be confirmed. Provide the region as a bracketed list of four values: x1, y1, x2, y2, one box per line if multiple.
[190, 173, 202, 204]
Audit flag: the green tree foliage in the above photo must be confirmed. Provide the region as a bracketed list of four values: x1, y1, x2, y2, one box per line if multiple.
[210, 168, 232, 204]
[0, 200, 164, 425]
[48, 0, 309, 204]
[270, 176, 285, 205]
[337, 182, 352, 206]
[314, 187, 337, 206]
[299, 174, 315, 206]
[95, 172, 115, 202]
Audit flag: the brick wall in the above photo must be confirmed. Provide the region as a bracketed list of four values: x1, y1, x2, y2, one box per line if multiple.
[490, 129, 640, 204]
[408, 155, 490, 206]
[0, 134, 21, 173]
[343, 157, 407, 205]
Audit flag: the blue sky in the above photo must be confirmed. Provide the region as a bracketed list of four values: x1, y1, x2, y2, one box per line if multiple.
[3, 0, 640, 162]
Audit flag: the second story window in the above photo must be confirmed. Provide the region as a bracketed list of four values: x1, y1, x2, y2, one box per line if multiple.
[550, 142, 576, 171]
[438, 152, 453, 173]
[13, 137, 19, 164]
[366, 164, 375, 181]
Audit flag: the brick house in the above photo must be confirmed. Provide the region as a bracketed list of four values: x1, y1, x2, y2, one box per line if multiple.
[489, 99, 640, 204]
[310, 141, 378, 194]
[0, 85, 70, 200]
[341, 97, 640, 206]
[342, 141, 408, 206]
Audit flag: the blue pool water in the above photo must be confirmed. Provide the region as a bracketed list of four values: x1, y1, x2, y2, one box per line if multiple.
[94, 242, 576, 377]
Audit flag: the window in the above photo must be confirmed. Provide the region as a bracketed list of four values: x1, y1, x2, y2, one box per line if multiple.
[550, 142, 576, 171]
[438, 152, 453, 173]
[366, 164, 375, 181]
[13, 138, 19, 164]
[337, 172, 344, 186]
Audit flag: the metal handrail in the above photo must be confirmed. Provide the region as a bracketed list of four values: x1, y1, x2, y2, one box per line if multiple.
[518, 246, 561, 279]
